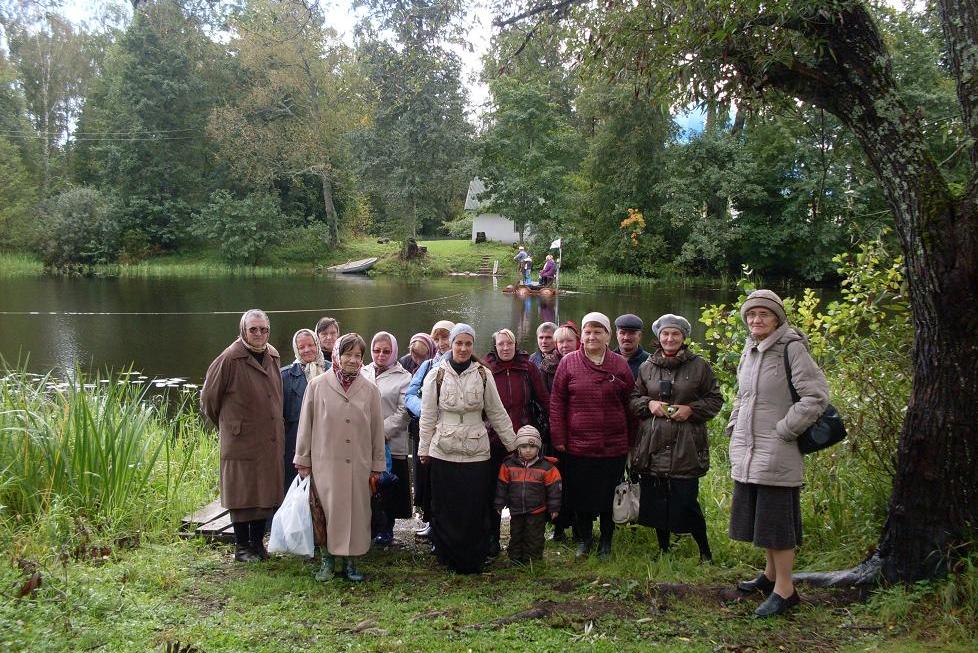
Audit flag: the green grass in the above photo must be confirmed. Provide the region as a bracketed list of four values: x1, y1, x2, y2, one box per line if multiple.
[0, 252, 43, 277]
[0, 238, 517, 279]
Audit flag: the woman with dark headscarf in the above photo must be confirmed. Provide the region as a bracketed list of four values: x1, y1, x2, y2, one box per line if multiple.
[630, 314, 723, 561]
[363, 331, 413, 546]
[295, 333, 386, 582]
[281, 328, 327, 493]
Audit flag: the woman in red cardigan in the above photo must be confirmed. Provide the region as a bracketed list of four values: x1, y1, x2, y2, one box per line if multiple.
[549, 311, 635, 560]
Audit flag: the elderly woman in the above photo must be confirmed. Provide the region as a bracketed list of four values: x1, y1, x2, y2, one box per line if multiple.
[727, 290, 829, 617]
[405, 320, 456, 539]
[281, 329, 327, 493]
[553, 321, 580, 357]
[400, 332, 436, 375]
[418, 324, 517, 573]
[629, 314, 723, 561]
[539, 254, 557, 286]
[483, 328, 551, 556]
[550, 312, 635, 559]
[363, 331, 413, 546]
[295, 333, 387, 582]
[201, 309, 284, 562]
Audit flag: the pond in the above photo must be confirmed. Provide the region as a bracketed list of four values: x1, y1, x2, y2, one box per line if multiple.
[0, 274, 743, 385]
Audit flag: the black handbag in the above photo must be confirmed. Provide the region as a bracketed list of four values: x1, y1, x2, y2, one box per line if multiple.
[783, 343, 847, 454]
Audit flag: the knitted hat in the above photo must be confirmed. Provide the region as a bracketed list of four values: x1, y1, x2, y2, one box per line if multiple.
[614, 313, 644, 331]
[515, 425, 542, 449]
[449, 323, 475, 344]
[651, 314, 691, 338]
[581, 311, 612, 334]
[740, 289, 787, 325]
[431, 320, 455, 336]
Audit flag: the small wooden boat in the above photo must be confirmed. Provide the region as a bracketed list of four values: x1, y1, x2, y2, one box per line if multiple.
[326, 257, 378, 274]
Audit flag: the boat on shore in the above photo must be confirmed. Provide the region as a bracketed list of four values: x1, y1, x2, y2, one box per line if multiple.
[503, 283, 558, 297]
[325, 257, 378, 274]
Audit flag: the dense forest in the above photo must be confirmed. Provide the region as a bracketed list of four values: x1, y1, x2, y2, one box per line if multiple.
[0, 0, 968, 280]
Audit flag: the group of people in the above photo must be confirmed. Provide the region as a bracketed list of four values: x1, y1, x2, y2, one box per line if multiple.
[513, 246, 557, 286]
[200, 288, 829, 617]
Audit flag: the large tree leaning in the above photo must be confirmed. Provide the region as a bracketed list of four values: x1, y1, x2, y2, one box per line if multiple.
[501, 0, 978, 582]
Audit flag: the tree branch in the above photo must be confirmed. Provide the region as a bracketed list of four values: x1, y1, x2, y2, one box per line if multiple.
[493, 0, 583, 28]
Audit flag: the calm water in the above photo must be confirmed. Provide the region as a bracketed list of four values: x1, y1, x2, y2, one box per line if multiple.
[0, 274, 742, 383]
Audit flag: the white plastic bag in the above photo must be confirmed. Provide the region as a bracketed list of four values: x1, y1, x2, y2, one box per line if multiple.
[268, 475, 314, 557]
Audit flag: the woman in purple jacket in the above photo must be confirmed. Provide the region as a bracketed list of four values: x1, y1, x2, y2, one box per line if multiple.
[550, 311, 635, 560]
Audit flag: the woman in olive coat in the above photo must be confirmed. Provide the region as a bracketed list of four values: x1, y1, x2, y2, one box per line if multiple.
[629, 314, 722, 561]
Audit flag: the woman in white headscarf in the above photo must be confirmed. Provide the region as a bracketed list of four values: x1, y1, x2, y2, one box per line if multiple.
[363, 331, 413, 546]
[281, 328, 327, 493]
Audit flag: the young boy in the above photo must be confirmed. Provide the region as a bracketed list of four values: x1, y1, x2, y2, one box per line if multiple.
[495, 425, 562, 564]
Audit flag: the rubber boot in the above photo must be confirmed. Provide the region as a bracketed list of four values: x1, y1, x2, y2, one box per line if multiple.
[344, 557, 364, 582]
[598, 536, 613, 561]
[575, 538, 593, 560]
[314, 548, 334, 581]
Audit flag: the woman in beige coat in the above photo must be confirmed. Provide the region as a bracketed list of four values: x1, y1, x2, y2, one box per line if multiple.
[295, 333, 387, 582]
[201, 309, 285, 563]
[418, 323, 517, 574]
[727, 290, 829, 617]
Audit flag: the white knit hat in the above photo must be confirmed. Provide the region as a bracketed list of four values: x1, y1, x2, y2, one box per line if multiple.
[581, 311, 612, 334]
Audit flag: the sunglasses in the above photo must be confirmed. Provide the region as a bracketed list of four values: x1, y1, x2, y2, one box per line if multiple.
[248, 326, 270, 335]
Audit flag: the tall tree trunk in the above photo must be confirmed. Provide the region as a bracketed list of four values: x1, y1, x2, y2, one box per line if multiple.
[319, 171, 339, 247]
[732, 3, 978, 581]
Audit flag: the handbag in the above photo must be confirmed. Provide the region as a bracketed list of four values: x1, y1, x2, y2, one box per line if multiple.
[612, 477, 641, 524]
[783, 343, 847, 454]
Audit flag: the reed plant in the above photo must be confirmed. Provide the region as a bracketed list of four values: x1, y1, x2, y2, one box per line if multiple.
[0, 367, 217, 554]
[0, 252, 44, 277]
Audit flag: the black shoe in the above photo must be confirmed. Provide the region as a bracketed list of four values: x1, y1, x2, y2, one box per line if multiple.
[550, 529, 567, 543]
[737, 573, 775, 594]
[251, 543, 268, 560]
[754, 590, 800, 617]
[575, 540, 593, 559]
[234, 546, 261, 562]
[597, 539, 612, 560]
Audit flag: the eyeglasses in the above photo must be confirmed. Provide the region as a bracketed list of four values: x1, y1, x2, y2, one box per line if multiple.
[248, 326, 270, 335]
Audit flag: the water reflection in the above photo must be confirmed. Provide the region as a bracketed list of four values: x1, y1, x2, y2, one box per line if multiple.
[0, 274, 746, 383]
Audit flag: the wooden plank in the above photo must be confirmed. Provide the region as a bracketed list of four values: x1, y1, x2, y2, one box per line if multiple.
[194, 511, 235, 543]
[180, 498, 227, 530]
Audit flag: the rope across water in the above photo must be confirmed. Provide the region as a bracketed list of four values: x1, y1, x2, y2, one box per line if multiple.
[0, 292, 468, 317]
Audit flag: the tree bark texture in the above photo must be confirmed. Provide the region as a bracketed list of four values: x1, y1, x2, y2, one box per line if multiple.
[319, 171, 339, 247]
[729, 3, 978, 582]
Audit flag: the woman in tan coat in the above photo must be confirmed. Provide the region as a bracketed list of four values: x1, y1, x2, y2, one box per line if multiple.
[201, 309, 285, 563]
[295, 333, 387, 582]
[727, 290, 829, 617]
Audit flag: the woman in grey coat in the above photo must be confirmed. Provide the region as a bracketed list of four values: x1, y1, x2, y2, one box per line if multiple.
[726, 290, 829, 617]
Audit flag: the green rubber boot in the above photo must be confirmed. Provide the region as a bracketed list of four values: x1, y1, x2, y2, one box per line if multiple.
[314, 548, 334, 582]
[344, 556, 364, 582]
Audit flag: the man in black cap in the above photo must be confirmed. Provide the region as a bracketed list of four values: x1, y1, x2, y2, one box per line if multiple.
[614, 313, 649, 379]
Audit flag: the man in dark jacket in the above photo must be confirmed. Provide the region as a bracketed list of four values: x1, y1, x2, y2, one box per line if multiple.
[614, 313, 650, 379]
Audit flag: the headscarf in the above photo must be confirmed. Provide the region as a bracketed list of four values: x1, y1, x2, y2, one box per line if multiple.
[449, 323, 476, 344]
[292, 328, 327, 382]
[332, 332, 366, 391]
[369, 331, 399, 375]
[238, 308, 269, 353]
[409, 333, 437, 363]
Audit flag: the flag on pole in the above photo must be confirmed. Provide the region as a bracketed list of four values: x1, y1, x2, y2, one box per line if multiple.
[549, 238, 562, 249]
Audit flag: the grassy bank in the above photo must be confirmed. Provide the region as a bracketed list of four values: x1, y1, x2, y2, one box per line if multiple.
[1, 368, 976, 651]
[0, 238, 517, 279]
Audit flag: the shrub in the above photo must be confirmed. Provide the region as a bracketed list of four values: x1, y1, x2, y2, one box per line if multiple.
[193, 190, 286, 265]
[35, 187, 120, 268]
[441, 213, 473, 239]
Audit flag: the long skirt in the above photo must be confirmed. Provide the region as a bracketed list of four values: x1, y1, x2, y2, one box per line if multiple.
[429, 458, 495, 574]
[560, 452, 626, 514]
[382, 456, 413, 519]
[637, 476, 705, 534]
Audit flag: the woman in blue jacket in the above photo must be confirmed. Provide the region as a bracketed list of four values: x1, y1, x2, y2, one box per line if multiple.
[281, 328, 327, 493]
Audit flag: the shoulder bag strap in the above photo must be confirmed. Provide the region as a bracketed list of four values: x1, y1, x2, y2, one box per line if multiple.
[782, 342, 801, 404]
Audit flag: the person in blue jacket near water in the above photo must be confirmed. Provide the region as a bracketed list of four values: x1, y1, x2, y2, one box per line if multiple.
[405, 320, 455, 539]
